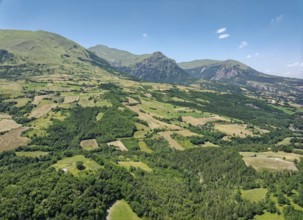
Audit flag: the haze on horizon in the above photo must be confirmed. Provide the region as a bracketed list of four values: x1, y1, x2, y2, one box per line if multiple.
[0, 0, 302, 79]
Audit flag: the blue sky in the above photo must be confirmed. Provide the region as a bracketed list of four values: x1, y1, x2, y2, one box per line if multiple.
[0, 0, 302, 78]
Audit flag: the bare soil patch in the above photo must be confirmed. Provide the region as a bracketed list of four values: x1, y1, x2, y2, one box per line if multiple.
[0, 127, 30, 152]
[0, 119, 21, 133]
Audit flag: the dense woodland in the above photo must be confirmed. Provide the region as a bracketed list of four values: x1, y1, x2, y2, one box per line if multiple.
[0, 81, 303, 220]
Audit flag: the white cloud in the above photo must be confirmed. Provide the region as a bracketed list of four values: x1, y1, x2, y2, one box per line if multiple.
[239, 41, 248, 49]
[246, 54, 251, 59]
[287, 62, 300, 67]
[255, 52, 260, 57]
[142, 33, 148, 38]
[216, 27, 226, 34]
[271, 15, 284, 24]
[218, 34, 230, 39]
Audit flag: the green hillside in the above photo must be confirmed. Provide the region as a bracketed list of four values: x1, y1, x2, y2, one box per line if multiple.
[0, 30, 111, 79]
[0, 30, 303, 220]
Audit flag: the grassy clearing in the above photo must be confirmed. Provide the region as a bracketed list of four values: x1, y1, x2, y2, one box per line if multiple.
[240, 151, 301, 172]
[138, 140, 153, 153]
[173, 134, 195, 149]
[0, 127, 30, 152]
[120, 138, 139, 151]
[27, 111, 67, 138]
[4, 98, 30, 107]
[202, 141, 219, 148]
[16, 151, 49, 157]
[241, 188, 268, 202]
[108, 141, 128, 151]
[107, 200, 141, 220]
[254, 212, 284, 220]
[52, 155, 102, 176]
[80, 139, 98, 150]
[118, 161, 153, 172]
[96, 111, 104, 121]
[276, 137, 292, 146]
[269, 104, 295, 115]
[0, 119, 21, 133]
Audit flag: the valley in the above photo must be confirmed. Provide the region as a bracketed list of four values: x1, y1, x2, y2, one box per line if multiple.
[0, 30, 302, 220]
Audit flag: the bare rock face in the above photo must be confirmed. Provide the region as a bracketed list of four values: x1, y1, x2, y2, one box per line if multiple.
[212, 66, 241, 80]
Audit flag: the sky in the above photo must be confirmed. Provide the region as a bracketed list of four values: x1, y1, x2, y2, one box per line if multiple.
[0, 0, 302, 78]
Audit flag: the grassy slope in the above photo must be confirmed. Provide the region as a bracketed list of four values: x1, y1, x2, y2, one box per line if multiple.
[108, 200, 141, 220]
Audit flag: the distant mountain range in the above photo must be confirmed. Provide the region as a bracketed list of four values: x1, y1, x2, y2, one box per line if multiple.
[89, 45, 192, 84]
[0, 30, 301, 98]
[89, 44, 303, 96]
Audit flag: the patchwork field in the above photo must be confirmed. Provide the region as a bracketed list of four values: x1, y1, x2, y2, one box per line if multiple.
[52, 155, 102, 176]
[118, 161, 152, 172]
[63, 96, 79, 104]
[0, 119, 21, 133]
[108, 141, 128, 151]
[214, 123, 254, 138]
[126, 104, 180, 130]
[240, 151, 302, 172]
[0, 127, 30, 152]
[241, 188, 268, 202]
[16, 151, 49, 157]
[158, 131, 184, 150]
[80, 139, 98, 150]
[29, 102, 57, 118]
[107, 200, 141, 220]
[182, 115, 227, 126]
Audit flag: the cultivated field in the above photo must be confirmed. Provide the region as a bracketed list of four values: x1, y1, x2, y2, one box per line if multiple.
[240, 151, 301, 172]
[80, 139, 98, 150]
[0, 127, 30, 152]
[214, 123, 254, 138]
[52, 155, 102, 176]
[118, 161, 153, 172]
[29, 103, 57, 118]
[182, 115, 227, 126]
[108, 141, 128, 151]
[107, 200, 141, 220]
[0, 119, 21, 133]
[63, 96, 79, 104]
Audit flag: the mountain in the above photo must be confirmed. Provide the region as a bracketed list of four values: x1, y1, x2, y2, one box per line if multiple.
[179, 59, 303, 97]
[89, 44, 150, 67]
[89, 45, 193, 84]
[0, 30, 111, 78]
